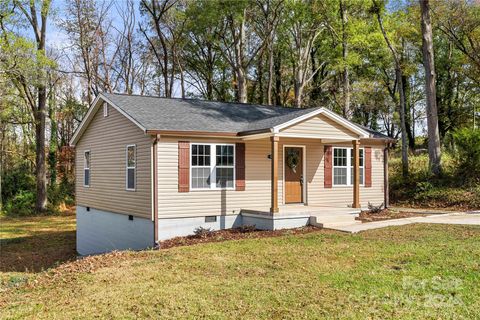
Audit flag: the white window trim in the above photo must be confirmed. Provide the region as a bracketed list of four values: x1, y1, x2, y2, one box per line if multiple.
[83, 150, 91, 187]
[190, 143, 236, 191]
[103, 102, 108, 117]
[126, 144, 136, 191]
[332, 147, 364, 187]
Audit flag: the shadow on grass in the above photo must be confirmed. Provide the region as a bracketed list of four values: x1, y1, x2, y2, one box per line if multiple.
[0, 230, 77, 273]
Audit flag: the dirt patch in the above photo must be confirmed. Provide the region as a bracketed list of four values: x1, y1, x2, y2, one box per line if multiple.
[356, 209, 429, 223]
[160, 226, 322, 249]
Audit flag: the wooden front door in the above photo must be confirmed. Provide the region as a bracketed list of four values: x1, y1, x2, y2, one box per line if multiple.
[284, 147, 304, 204]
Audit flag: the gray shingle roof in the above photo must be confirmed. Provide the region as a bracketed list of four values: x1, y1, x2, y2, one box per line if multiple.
[103, 93, 319, 134]
[102, 93, 389, 139]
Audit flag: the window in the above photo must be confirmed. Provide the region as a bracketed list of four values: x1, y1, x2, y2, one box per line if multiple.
[191, 143, 235, 190]
[84, 151, 91, 187]
[103, 103, 108, 117]
[333, 147, 364, 186]
[215, 145, 234, 188]
[191, 144, 211, 189]
[126, 145, 136, 190]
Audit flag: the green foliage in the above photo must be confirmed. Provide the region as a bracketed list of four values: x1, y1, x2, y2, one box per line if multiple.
[452, 128, 480, 183]
[390, 152, 480, 209]
[4, 190, 35, 217]
[1, 162, 35, 202]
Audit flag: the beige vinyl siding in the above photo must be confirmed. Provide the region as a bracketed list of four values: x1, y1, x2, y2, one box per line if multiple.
[75, 103, 152, 218]
[157, 137, 385, 218]
[157, 137, 272, 217]
[280, 114, 359, 139]
[305, 140, 385, 208]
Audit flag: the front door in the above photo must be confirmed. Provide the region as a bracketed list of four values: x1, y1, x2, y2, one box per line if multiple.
[284, 147, 303, 204]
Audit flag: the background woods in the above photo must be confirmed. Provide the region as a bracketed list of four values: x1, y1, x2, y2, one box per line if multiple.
[0, 0, 479, 215]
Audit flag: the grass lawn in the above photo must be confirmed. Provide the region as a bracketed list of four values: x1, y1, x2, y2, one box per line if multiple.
[0, 220, 479, 319]
[0, 214, 76, 284]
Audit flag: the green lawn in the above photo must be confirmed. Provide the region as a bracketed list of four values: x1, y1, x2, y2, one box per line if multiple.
[0, 214, 76, 284]
[0, 221, 479, 319]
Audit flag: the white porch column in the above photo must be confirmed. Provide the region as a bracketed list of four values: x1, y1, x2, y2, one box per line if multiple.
[270, 136, 279, 214]
[352, 140, 360, 208]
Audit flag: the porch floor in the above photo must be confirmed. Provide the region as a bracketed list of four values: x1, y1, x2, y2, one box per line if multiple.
[241, 204, 361, 217]
[240, 204, 362, 229]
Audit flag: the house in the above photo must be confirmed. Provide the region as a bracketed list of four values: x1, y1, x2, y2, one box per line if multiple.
[70, 93, 391, 255]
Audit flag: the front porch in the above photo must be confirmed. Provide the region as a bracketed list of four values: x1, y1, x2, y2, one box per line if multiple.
[266, 135, 364, 214]
[240, 204, 362, 231]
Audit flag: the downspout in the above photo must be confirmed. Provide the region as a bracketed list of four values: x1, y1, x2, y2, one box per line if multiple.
[152, 135, 159, 247]
[384, 140, 390, 209]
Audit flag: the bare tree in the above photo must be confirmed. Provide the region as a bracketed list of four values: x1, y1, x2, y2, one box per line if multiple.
[420, 0, 442, 176]
[62, 0, 118, 104]
[139, 0, 178, 98]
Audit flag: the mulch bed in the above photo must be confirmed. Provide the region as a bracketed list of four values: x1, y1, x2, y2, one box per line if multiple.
[159, 226, 323, 249]
[356, 209, 430, 223]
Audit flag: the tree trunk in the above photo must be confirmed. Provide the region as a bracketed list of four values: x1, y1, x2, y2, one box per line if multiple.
[402, 74, 415, 151]
[396, 69, 409, 178]
[48, 90, 58, 186]
[237, 69, 247, 103]
[374, 3, 408, 177]
[274, 49, 282, 106]
[267, 41, 274, 105]
[0, 126, 4, 211]
[420, 0, 442, 176]
[35, 90, 47, 213]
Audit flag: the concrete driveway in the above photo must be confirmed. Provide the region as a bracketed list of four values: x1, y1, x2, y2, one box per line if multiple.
[331, 213, 480, 233]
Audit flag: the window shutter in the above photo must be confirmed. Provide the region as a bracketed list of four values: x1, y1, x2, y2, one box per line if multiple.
[365, 146, 372, 187]
[178, 141, 190, 192]
[324, 145, 332, 188]
[235, 143, 246, 191]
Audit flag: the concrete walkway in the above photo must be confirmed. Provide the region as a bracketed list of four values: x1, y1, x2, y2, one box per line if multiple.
[328, 213, 480, 233]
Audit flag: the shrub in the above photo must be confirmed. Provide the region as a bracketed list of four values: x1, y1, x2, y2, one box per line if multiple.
[4, 190, 36, 217]
[192, 226, 213, 238]
[452, 128, 480, 183]
[416, 181, 433, 193]
[1, 162, 35, 202]
[367, 202, 384, 214]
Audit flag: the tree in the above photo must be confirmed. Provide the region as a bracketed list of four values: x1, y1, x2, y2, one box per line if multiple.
[2, 0, 52, 213]
[140, 0, 179, 98]
[420, 0, 442, 176]
[62, 0, 119, 105]
[283, 0, 325, 107]
[372, 0, 408, 177]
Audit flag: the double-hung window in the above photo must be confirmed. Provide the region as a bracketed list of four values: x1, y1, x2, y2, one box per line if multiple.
[126, 145, 136, 191]
[333, 147, 363, 186]
[84, 150, 91, 187]
[191, 143, 235, 190]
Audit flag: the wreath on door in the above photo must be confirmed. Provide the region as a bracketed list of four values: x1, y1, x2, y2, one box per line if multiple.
[286, 149, 300, 173]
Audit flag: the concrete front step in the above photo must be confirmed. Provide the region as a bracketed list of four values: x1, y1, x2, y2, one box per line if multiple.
[309, 215, 359, 228]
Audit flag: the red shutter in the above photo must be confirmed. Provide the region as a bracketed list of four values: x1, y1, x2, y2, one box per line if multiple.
[365, 146, 372, 187]
[235, 143, 246, 191]
[178, 141, 190, 192]
[324, 145, 333, 188]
